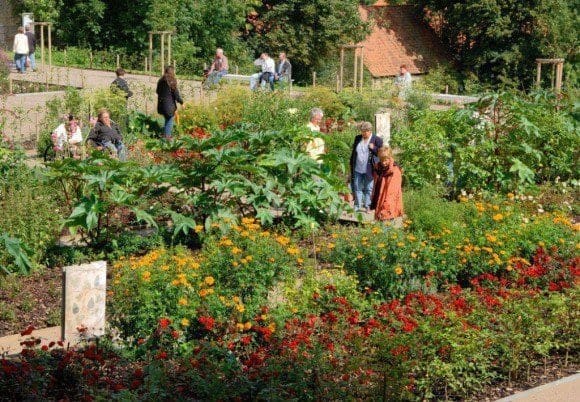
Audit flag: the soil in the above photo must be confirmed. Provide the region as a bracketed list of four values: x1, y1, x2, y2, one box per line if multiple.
[0, 267, 62, 337]
[469, 357, 579, 401]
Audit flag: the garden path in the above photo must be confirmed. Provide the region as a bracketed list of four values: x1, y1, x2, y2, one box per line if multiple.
[495, 372, 580, 402]
[0, 326, 61, 357]
[3, 66, 204, 147]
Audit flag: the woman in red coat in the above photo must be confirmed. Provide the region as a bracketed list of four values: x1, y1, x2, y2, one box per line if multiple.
[370, 147, 404, 221]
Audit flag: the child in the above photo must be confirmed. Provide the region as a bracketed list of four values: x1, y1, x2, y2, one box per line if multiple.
[370, 147, 404, 221]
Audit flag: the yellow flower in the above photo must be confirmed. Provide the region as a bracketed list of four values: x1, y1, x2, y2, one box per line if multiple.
[492, 213, 504, 222]
[268, 323, 276, 332]
[245, 255, 253, 262]
[178, 298, 188, 306]
[411, 252, 417, 259]
[236, 323, 245, 332]
[407, 234, 416, 241]
[244, 321, 252, 330]
[189, 262, 200, 269]
[236, 304, 245, 313]
[231, 247, 242, 255]
[268, 257, 275, 263]
[195, 225, 204, 233]
[394, 266, 403, 275]
[233, 296, 241, 303]
[297, 258, 304, 264]
[275, 235, 290, 246]
[372, 227, 380, 234]
[397, 242, 405, 247]
[142, 271, 151, 281]
[327, 243, 335, 249]
[232, 261, 239, 267]
[377, 243, 385, 249]
[172, 279, 180, 286]
[507, 193, 515, 200]
[486, 234, 497, 243]
[287, 246, 300, 255]
[181, 318, 190, 327]
[161, 264, 170, 271]
[356, 254, 363, 260]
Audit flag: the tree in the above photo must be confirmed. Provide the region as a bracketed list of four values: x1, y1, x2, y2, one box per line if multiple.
[414, 0, 579, 87]
[245, 0, 370, 83]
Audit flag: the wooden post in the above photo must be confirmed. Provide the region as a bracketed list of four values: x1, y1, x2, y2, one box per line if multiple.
[312, 71, 316, 87]
[144, 56, 147, 72]
[235, 65, 239, 75]
[339, 47, 345, 91]
[550, 63, 555, 89]
[116, 54, 120, 69]
[64, 48, 67, 67]
[160, 33, 165, 73]
[167, 34, 172, 69]
[336, 73, 340, 92]
[40, 26, 45, 69]
[353, 48, 358, 89]
[536, 62, 541, 88]
[148, 32, 153, 74]
[48, 24, 52, 70]
[359, 46, 364, 91]
[555, 62, 563, 94]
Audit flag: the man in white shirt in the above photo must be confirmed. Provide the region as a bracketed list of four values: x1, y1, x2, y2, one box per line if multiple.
[305, 108, 325, 164]
[250, 53, 275, 90]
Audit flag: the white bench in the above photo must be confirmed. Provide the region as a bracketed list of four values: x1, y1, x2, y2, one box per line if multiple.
[222, 74, 252, 82]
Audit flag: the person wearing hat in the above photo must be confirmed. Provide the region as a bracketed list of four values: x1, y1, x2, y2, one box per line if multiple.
[349, 121, 383, 212]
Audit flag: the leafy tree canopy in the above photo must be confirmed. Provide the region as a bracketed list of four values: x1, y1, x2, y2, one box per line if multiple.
[413, 0, 579, 87]
[244, 0, 370, 82]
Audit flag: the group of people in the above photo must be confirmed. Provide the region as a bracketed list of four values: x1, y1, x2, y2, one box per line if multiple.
[12, 25, 36, 73]
[204, 48, 292, 91]
[249, 52, 292, 91]
[305, 108, 404, 222]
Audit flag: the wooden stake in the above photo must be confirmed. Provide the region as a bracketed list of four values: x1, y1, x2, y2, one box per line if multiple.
[116, 54, 120, 69]
[555, 62, 563, 94]
[48, 24, 52, 70]
[340, 47, 345, 91]
[359, 47, 365, 91]
[160, 33, 165, 73]
[312, 71, 316, 87]
[148, 32, 153, 74]
[353, 48, 358, 89]
[40, 26, 45, 69]
[536, 62, 541, 88]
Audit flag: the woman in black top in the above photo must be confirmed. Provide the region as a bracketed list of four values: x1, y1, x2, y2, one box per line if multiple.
[87, 108, 126, 161]
[156, 66, 183, 139]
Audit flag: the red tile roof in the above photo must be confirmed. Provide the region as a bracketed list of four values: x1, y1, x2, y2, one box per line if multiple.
[357, 5, 449, 77]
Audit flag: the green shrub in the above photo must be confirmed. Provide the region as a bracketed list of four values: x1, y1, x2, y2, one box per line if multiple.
[0, 147, 61, 272]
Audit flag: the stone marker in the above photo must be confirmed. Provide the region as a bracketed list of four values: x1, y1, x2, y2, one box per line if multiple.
[62, 261, 107, 342]
[375, 111, 391, 145]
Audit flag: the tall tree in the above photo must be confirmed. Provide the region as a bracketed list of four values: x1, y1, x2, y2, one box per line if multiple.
[414, 0, 579, 87]
[245, 0, 370, 83]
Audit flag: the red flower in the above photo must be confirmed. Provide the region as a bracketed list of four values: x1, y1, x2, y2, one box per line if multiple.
[159, 317, 171, 329]
[156, 350, 168, 359]
[20, 325, 35, 336]
[41, 345, 49, 351]
[548, 282, 561, 291]
[198, 316, 215, 331]
[171, 330, 180, 340]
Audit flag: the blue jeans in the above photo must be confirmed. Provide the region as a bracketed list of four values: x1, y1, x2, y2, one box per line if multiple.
[163, 115, 175, 138]
[102, 140, 127, 161]
[353, 171, 374, 209]
[28, 52, 36, 70]
[209, 70, 228, 85]
[15, 53, 27, 73]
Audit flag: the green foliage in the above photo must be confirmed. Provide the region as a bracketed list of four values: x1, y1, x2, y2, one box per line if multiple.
[0, 143, 61, 273]
[0, 49, 10, 94]
[245, 0, 370, 83]
[417, 0, 579, 88]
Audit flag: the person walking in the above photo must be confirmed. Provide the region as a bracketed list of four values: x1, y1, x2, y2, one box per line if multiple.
[12, 27, 29, 74]
[350, 121, 383, 212]
[156, 66, 183, 139]
[24, 25, 36, 72]
[111, 68, 133, 99]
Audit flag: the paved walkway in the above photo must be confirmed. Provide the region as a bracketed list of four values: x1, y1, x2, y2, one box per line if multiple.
[495, 372, 580, 402]
[2, 66, 205, 146]
[0, 326, 62, 357]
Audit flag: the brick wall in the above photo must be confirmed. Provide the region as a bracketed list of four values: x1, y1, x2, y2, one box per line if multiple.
[0, 3, 19, 50]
